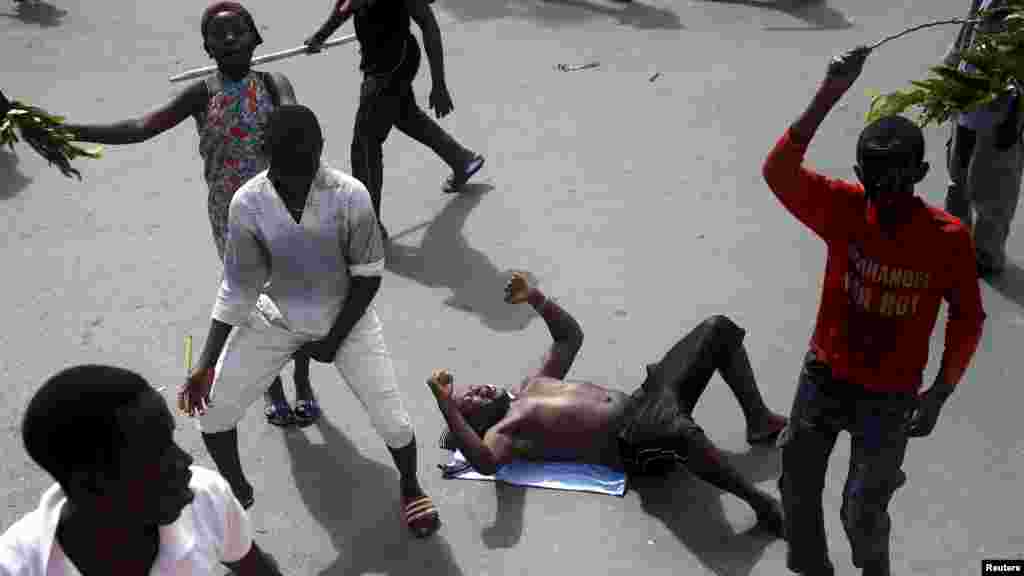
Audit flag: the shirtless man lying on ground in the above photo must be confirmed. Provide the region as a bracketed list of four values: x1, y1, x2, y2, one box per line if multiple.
[427, 272, 788, 535]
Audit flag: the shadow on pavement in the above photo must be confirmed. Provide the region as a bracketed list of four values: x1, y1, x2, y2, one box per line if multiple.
[631, 446, 782, 575]
[480, 482, 527, 549]
[283, 416, 466, 576]
[702, 0, 853, 30]
[386, 183, 537, 333]
[0, 150, 32, 200]
[438, 0, 684, 31]
[985, 260, 1024, 309]
[1, 1, 68, 27]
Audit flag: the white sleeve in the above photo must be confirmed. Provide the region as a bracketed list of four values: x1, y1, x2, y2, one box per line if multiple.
[345, 179, 386, 277]
[212, 199, 268, 326]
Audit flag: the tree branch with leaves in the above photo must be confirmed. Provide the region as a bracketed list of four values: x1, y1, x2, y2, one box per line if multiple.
[865, 0, 1024, 127]
[0, 90, 102, 180]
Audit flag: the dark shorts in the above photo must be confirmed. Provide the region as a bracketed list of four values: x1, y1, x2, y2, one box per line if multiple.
[616, 315, 746, 476]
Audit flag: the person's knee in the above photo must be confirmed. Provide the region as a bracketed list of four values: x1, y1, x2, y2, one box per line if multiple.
[198, 410, 242, 435]
[703, 314, 740, 334]
[380, 417, 415, 450]
[840, 468, 904, 545]
[779, 428, 830, 491]
[702, 314, 745, 355]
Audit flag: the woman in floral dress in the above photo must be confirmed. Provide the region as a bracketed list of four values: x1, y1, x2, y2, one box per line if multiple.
[66, 2, 319, 428]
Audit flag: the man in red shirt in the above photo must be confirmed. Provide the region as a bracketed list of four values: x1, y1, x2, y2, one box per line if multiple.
[763, 47, 986, 575]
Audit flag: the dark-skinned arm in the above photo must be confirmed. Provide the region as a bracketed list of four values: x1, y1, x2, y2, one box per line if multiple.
[198, 319, 233, 373]
[526, 288, 584, 381]
[270, 72, 298, 106]
[408, 0, 447, 88]
[183, 202, 268, 413]
[309, 0, 363, 44]
[65, 80, 205, 144]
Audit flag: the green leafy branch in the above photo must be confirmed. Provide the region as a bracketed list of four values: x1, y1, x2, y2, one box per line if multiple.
[0, 100, 102, 180]
[865, 0, 1024, 126]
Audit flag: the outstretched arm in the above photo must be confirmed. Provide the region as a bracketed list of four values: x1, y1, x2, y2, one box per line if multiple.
[503, 273, 583, 382]
[307, 0, 365, 46]
[65, 80, 205, 144]
[408, 0, 446, 88]
[763, 46, 870, 240]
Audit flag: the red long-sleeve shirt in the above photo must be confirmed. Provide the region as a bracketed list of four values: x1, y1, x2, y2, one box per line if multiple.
[763, 129, 986, 394]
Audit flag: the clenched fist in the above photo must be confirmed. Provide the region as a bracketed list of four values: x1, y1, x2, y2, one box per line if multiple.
[504, 272, 531, 304]
[427, 369, 454, 402]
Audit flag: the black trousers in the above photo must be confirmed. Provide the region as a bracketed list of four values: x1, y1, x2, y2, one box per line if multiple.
[779, 352, 917, 575]
[351, 35, 466, 221]
[617, 315, 746, 475]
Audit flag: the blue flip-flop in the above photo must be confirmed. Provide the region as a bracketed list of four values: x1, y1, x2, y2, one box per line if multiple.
[442, 154, 485, 194]
[264, 400, 294, 428]
[293, 398, 321, 428]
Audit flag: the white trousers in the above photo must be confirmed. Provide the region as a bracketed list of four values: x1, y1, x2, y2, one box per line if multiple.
[198, 296, 414, 449]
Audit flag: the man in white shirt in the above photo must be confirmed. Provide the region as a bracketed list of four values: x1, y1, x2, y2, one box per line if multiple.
[944, 0, 1024, 276]
[0, 364, 280, 575]
[180, 104, 441, 538]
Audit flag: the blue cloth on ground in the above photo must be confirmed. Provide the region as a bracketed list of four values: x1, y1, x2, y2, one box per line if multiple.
[440, 450, 627, 497]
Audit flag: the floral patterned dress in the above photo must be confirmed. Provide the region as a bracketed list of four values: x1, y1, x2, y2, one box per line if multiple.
[198, 71, 276, 260]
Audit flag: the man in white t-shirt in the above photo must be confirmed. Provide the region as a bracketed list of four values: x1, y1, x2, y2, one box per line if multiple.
[180, 104, 441, 538]
[0, 364, 281, 575]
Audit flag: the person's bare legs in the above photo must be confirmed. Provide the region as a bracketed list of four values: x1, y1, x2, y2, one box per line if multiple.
[684, 430, 785, 537]
[292, 353, 313, 402]
[201, 428, 254, 508]
[264, 377, 288, 408]
[720, 344, 788, 442]
[387, 436, 441, 537]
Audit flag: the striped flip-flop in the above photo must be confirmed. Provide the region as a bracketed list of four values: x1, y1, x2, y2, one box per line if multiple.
[403, 495, 441, 538]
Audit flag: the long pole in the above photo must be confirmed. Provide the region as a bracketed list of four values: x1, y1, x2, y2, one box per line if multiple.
[169, 33, 358, 83]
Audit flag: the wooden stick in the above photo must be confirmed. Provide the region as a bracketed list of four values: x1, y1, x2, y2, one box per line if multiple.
[869, 18, 982, 52]
[169, 33, 358, 83]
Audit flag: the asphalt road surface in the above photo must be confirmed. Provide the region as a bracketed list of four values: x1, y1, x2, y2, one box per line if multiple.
[2, 0, 1022, 574]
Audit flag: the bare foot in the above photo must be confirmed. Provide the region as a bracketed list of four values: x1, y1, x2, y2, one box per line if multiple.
[747, 411, 788, 445]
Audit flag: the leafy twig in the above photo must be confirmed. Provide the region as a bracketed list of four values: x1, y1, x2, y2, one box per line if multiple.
[865, 1, 1024, 126]
[868, 18, 981, 51]
[0, 101, 102, 180]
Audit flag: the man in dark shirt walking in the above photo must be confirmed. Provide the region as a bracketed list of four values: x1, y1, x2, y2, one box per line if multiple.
[305, 0, 484, 239]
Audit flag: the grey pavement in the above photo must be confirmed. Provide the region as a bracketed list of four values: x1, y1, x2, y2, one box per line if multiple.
[2, 0, 1022, 574]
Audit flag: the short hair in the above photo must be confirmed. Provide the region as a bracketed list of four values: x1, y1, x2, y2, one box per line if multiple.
[857, 115, 925, 165]
[264, 104, 323, 163]
[22, 365, 152, 491]
[439, 391, 512, 451]
[201, 2, 263, 46]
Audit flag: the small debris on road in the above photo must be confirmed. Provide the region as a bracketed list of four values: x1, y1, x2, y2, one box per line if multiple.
[649, 72, 661, 82]
[555, 62, 600, 72]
